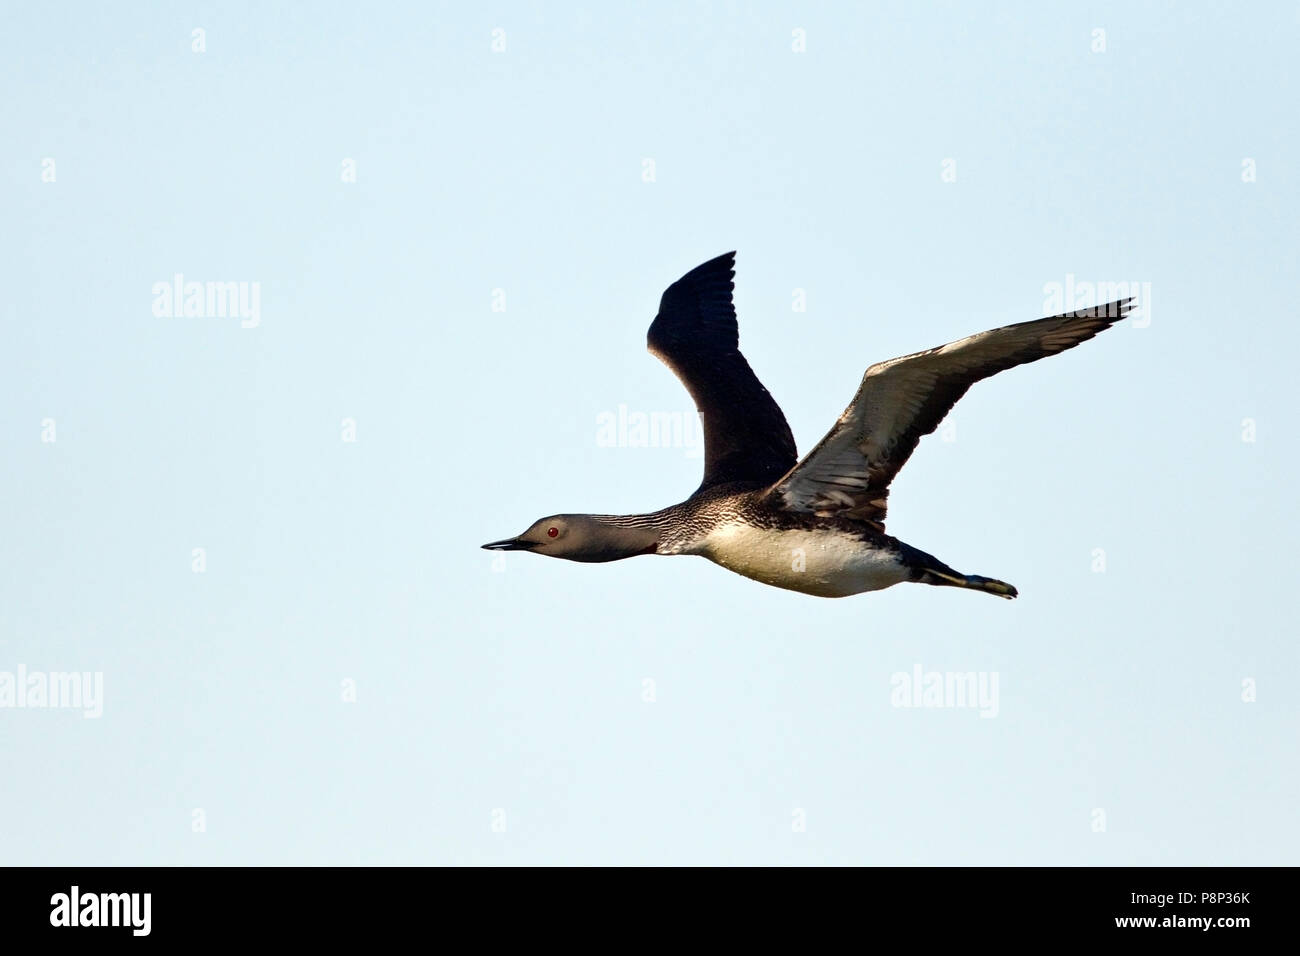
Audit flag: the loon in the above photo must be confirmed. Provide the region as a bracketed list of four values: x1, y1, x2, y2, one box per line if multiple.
[483, 252, 1131, 599]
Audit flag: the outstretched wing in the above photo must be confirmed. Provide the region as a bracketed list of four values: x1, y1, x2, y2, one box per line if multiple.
[765, 299, 1134, 530]
[647, 252, 798, 490]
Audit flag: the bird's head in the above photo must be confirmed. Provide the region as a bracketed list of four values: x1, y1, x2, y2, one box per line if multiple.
[481, 514, 659, 563]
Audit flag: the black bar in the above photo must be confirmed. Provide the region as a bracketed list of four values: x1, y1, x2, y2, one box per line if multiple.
[0, 866, 1280, 942]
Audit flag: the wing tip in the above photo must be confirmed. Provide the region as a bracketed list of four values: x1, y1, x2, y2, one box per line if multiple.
[696, 250, 736, 275]
[707, 250, 736, 281]
[1068, 297, 1135, 323]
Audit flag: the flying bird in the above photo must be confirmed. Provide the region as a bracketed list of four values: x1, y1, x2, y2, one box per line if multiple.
[484, 253, 1131, 598]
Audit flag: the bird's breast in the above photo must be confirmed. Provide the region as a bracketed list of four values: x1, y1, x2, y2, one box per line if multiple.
[688, 521, 910, 597]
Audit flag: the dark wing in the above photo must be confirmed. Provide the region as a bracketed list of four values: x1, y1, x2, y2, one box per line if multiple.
[647, 252, 797, 490]
[765, 299, 1135, 530]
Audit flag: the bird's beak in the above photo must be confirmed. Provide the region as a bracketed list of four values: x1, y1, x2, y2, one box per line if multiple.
[481, 537, 536, 552]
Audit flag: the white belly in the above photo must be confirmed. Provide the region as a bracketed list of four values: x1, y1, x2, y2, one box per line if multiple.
[690, 522, 910, 598]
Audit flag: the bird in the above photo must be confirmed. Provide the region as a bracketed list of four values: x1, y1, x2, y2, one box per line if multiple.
[483, 252, 1132, 599]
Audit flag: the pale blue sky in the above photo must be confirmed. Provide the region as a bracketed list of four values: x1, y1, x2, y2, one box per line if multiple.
[1, 2, 1296, 864]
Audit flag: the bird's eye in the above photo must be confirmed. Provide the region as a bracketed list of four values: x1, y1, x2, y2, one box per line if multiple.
[547, 527, 559, 538]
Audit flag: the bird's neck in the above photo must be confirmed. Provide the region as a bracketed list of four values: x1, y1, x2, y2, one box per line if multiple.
[580, 511, 670, 561]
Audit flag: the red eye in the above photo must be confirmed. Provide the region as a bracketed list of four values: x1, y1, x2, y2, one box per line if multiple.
[547, 527, 559, 538]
